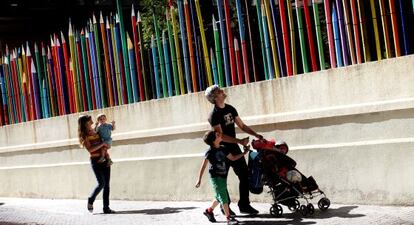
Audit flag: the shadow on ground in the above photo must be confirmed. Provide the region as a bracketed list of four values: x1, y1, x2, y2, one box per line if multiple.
[111, 207, 197, 215]
[0, 202, 4, 206]
[238, 206, 365, 224]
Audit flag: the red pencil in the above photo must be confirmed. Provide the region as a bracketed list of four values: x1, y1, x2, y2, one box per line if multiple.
[61, 32, 75, 113]
[388, 0, 400, 57]
[350, 0, 362, 63]
[234, 38, 243, 84]
[303, 0, 318, 71]
[100, 12, 114, 106]
[51, 37, 63, 115]
[324, 0, 336, 68]
[279, 0, 293, 76]
[55, 35, 66, 114]
[224, 0, 237, 85]
[131, 6, 144, 101]
[26, 44, 36, 120]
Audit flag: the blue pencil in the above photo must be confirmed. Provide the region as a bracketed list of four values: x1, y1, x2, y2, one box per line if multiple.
[30, 60, 41, 119]
[89, 23, 102, 109]
[270, 0, 286, 77]
[106, 17, 118, 106]
[398, 0, 409, 55]
[177, 0, 192, 93]
[332, 3, 343, 67]
[188, 0, 203, 90]
[162, 31, 173, 97]
[0, 65, 7, 124]
[127, 34, 139, 102]
[151, 35, 161, 99]
[335, 0, 349, 66]
[216, 0, 231, 86]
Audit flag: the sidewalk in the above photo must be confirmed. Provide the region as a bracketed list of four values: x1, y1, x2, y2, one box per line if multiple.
[0, 198, 414, 225]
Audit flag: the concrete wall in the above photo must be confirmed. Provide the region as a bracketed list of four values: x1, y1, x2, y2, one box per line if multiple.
[1, 56, 414, 205]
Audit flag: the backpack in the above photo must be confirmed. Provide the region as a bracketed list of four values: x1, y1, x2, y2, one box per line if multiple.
[248, 151, 264, 194]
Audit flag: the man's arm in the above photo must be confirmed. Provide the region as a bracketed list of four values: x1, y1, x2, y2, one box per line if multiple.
[212, 125, 249, 146]
[234, 116, 263, 139]
[226, 146, 249, 161]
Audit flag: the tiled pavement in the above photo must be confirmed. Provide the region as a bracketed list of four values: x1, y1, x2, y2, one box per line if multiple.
[1, 198, 414, 225]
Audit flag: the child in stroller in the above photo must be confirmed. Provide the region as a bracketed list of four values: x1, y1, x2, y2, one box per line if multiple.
[248, 139, 330, 217]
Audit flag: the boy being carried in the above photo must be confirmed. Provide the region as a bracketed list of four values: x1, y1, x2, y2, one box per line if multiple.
[95, 113, 115, 166]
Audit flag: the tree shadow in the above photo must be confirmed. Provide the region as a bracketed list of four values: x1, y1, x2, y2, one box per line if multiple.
[282, 206, 365, 219]
[107, 206, 197, 215]
[241, 219, 316, 225]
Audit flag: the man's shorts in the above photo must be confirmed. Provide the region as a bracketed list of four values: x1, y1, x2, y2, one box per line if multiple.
[210, 177, 229, 205]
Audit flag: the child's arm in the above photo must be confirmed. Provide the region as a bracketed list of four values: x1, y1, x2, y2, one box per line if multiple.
[111, 121, 116, 131]
[195, 159, 208, 188]
[226, 145, 250, 161]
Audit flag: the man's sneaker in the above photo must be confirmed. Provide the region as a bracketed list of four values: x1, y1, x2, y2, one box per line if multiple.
[220, 206, 236, 217]
[239, 204, 259, 214]
[103, 208, 116, 214]
[203, 209, 216, 222]
[227, 217, 239, 225]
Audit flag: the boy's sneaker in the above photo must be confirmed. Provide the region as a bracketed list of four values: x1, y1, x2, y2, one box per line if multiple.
[106, 158, 113, 167]
[98, 156, 106, 163]
[239, 204, 259, 215]
[227, 217, 239, 225]
[203, 209, 216, 222]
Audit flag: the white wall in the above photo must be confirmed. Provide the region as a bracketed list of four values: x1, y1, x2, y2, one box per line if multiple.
[1, 55, 414, 205]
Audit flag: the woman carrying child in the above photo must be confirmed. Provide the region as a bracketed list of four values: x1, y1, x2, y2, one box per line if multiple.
[78, 114, 115, 214]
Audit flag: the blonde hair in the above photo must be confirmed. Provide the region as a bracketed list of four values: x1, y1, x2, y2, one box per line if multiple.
[97, 113, 106, 121]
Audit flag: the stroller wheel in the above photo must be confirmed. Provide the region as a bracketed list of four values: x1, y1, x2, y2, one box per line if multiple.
[299, 205, 308, 216]
[288, 200, 300, 212]
[307, 203, 315, 215]
[270, 204, 283, 217]
[318, 197, 331, 211]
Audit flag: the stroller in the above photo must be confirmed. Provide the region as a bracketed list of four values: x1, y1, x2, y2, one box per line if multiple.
[248, 139, 330, 217]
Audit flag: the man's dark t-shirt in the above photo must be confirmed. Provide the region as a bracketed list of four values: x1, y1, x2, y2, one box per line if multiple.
[208, 104, 240, 154]
[205, 146, 229, 178]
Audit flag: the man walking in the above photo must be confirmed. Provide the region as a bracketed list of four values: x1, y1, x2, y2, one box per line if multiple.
[205, 85, 262, 215]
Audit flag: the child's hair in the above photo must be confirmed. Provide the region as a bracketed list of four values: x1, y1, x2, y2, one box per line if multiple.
[203, 130, 217, 146]
[97, 113, 106, 121]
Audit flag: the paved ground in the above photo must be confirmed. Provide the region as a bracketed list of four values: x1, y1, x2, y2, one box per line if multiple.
[0, 198, 414, 225]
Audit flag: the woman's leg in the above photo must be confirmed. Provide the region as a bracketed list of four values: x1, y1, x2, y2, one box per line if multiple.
[88, 160, 106, 204]
[102, 165, 111, 211]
